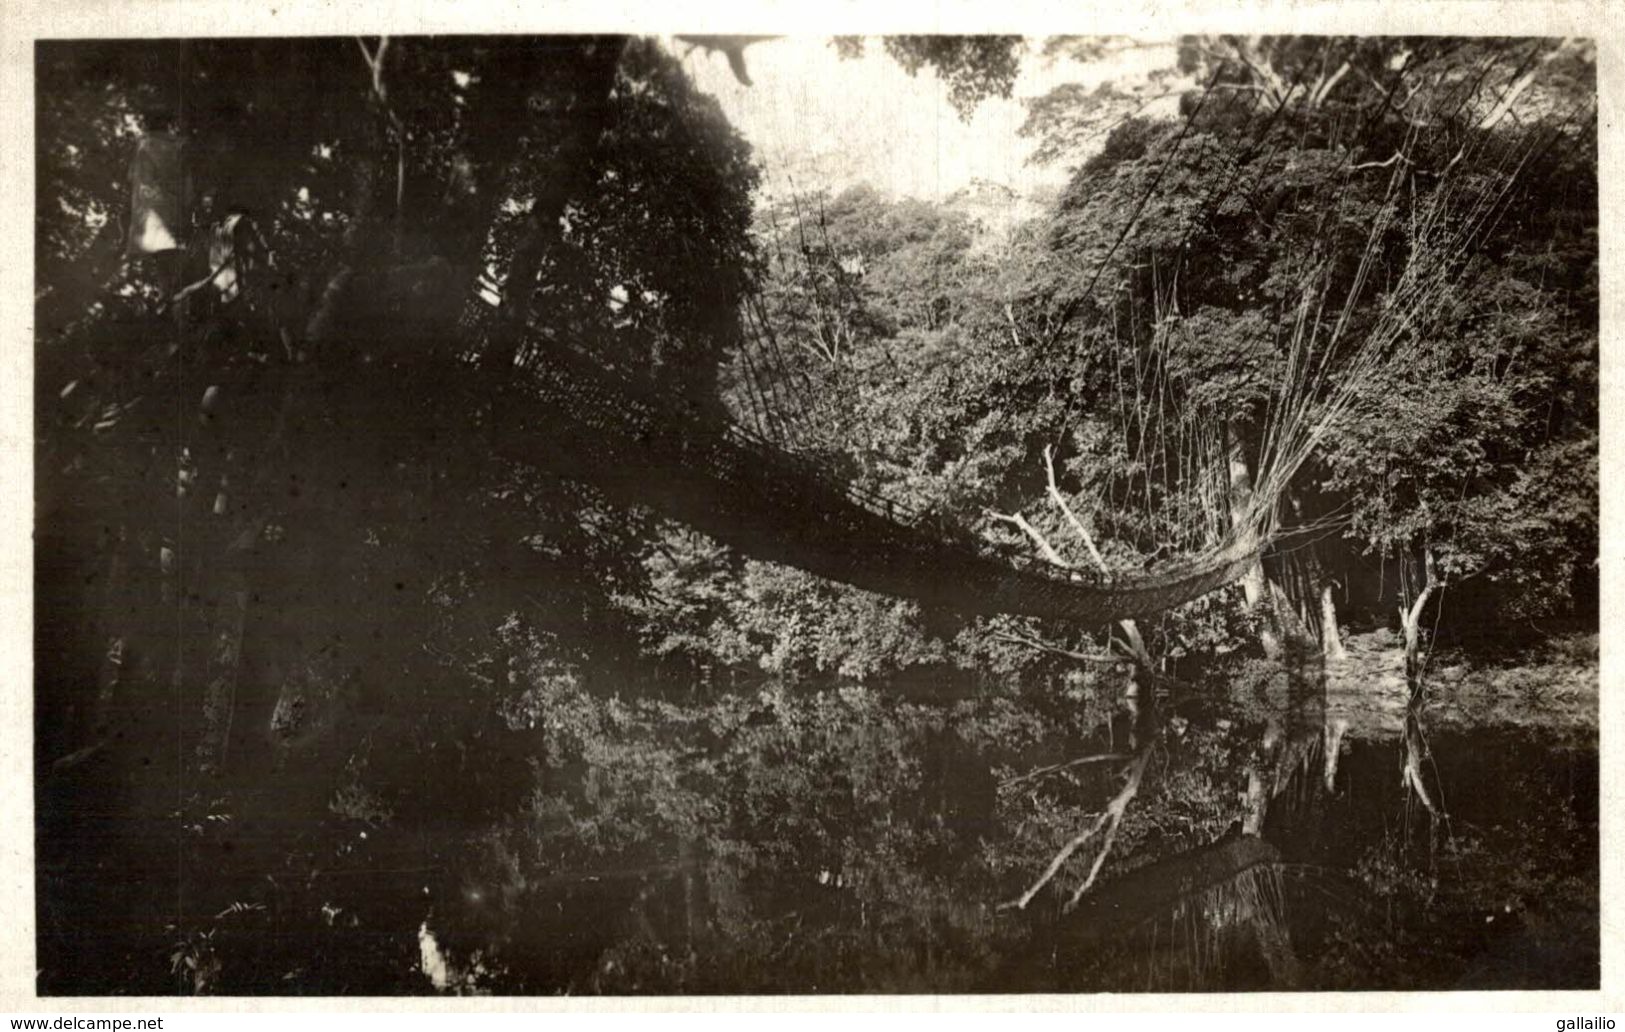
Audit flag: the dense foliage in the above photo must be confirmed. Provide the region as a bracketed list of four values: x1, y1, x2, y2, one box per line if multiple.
[34, 34, 1596, 995]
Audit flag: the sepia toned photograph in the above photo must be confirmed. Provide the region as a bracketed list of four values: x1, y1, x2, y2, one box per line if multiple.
[32, 30, 1599, 996]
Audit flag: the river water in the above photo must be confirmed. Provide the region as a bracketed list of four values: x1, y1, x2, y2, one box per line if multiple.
[35, 635, 1597, 995]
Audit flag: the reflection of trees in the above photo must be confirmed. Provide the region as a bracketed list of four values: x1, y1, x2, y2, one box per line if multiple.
[1031, 833, 1300, 990]
[1002, 653, 1361, 990]
[1395, 701, 1451, 898]
[1058, 661, 1457, 992]
[1242, 652, 1344, 837]
[411, 643, 1477, 993]
[1001, 677, 1157, 912]
[1402, 704, 1441, 820]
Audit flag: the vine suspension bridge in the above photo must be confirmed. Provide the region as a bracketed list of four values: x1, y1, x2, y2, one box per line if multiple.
[456, 297, 1269, 625]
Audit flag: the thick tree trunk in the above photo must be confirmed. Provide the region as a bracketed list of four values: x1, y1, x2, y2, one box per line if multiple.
[1399, 593, 1430, 693]
[1402, 704, 1439, 816]
[1323, 716, 1348, 793]
[481, 36, 627, 375]
[1243, 766, 1269, 836]
[1115, 618, 1153, 673]
[1398, 548, 1440, 697]
[1228, 425, 1282, 658]
[1320, 581, 1349, 661]
[1279, 492, 1346, 661]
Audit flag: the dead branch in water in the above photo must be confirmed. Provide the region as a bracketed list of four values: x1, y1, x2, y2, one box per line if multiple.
[986, 630, 1122, 664]
[1000, 734, 1155, 912]
[1001, 751, 1133, 789]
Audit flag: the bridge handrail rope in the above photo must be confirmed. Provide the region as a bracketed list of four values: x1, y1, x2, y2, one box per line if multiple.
[451, 289, 1272, 599]
[434, 41, 1584, 626]
[464, 295, 936, 518]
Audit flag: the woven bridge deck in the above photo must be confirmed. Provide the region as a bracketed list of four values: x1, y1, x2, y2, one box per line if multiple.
[479, 327, 1261, 625]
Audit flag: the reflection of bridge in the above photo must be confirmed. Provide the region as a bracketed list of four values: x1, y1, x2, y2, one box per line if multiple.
[474, 320, 1265, 624]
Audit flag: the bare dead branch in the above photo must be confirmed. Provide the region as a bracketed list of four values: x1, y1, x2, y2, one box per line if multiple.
[1479, 40, 1572, 131]
[1042, 445, 1111, 577]
[1035, 448, 1156, 669]
[1350, 151, 1412, 171]
[355, 37, 389, 99]
[1308, 59, 1352, 107]
[1001, 752, 1133, 789]
[987, 509, 1070, 569]
[355, 37, 407, 235]
[987, 630, 1122, 664]
[1064, 745, 1153, 909]
[1001, 738, 1154, 911]
[50, 741, 106, 774]
[1000, 808, 1113, 911]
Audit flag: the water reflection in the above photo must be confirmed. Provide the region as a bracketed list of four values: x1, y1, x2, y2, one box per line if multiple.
[36, 646, 1597, 995]
[984, 654, 1594, 993]
[996, 657, 1322, 991]
[404, 654, 1594, 994]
